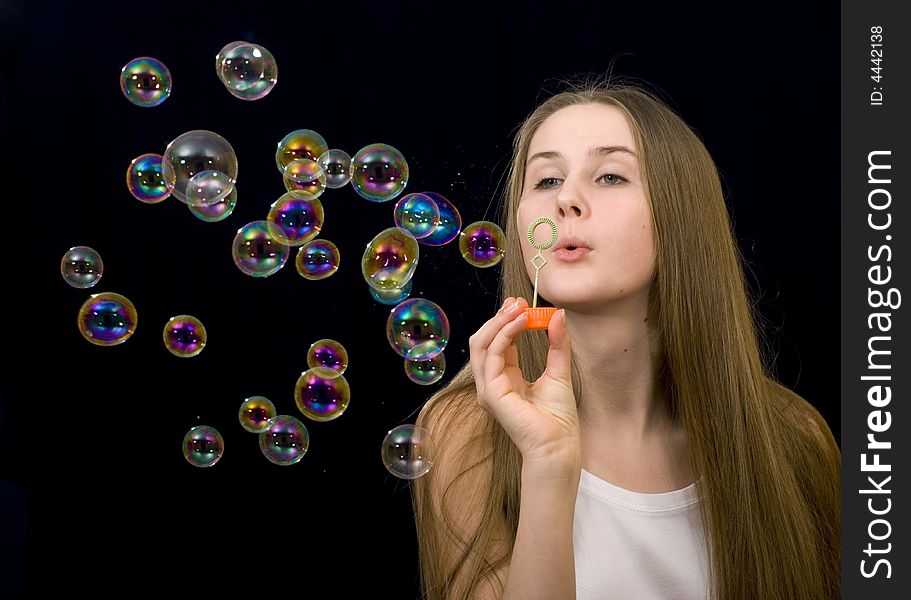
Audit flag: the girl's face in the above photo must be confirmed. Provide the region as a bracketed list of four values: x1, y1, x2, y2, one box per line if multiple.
[517, 103, 656, 313]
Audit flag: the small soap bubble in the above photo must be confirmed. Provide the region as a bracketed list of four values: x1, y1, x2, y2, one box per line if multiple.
[459, 221, 506, 268]
[394, 193, 440, 240]
[386, 298, 450, 361]
[350, 143, 409, 202]
[381, 424, 435, 480]
[120, 57, 172, 107]
[294, 367, 351, 422]
[216, 41, 277, 101]
[266, 192, 324, 246]
[282, 159, 327, 200]
[183, 425, 225, 467]
[276, 129, 328, 174]
[361, 227, 419, 291]
[186, 170, 233, 207]
[307, 339, 348, 375]
[404, 353, 446, 385]
[295, 239, 340, 280]
[162, 130, 238, 206]
[419, 192, 462, 246]
[232, 220, 290, 277]
[126, 153, 175, 203]
[77, 292, 137, 346]
[317, 149, 352, 189]
[61, 246, 103, 289]
[369, 280, 412, 305]
[239, 396, 277, 433]
[259, 415, 309, 466]
[163, 315, 207, 357]
[189, 185, 237, 222]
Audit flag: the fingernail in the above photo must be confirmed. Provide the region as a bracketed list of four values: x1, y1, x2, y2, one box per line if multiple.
[513, 299, 522, 311]
[561, 309, 567, 323]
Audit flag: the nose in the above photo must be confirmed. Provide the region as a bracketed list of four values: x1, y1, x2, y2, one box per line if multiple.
[554, 176, 588, 220]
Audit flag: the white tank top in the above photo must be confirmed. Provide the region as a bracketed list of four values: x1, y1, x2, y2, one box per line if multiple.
[574, 468, 711, 599]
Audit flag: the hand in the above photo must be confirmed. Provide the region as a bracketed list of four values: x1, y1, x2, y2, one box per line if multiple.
[469, 297, 581, 466]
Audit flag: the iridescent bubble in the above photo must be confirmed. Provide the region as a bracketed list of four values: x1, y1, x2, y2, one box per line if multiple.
[185, 170, 233, 207]
[361, 227, 419, 291]
[276, 129, 328, 174]
[183, 425, 225, 468]
[259, 415, 309, 466]
[404, 353, 446, 385]
[216, 41, 277, 101]
[126, 153, 175, 204]
[77, 292, 137, 346]
[459, 221, 506, 268]
[294, 367, 351, 422]
[307, 339, 348, 375]
[120, 57, 172, 107]
[232, 220, 290, 277]
[282, 159, 327, 200]
[266, 192, 324, 246]
[317, 149, 352, 189]
[369, 280, 412, 305]
[295, 239, 340, 280]
[386, 298, 450, 361]
[381, 424, 435, 480]
[163, 315, 207, 358]
[239, 396, 277, 433]
[419, 192, 462, 246]
[394, 193, 440, 240]
[350, 143, 409, 202]
[189, 185, 237, 222]
[162, 130, 238, 205]
[61, 246, 103, 289]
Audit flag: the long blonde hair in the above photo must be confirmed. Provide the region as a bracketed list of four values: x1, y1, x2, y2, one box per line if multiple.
[412, 78, 840, 600]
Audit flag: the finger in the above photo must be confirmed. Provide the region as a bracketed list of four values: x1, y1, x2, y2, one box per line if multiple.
[541, 309, 572, 387]
[469, 297, 515, 382]
[484, 308, 529, 382]
[469, 296, 525, 356]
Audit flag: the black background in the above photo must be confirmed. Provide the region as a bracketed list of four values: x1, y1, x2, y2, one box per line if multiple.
[0, 1, 838, 597]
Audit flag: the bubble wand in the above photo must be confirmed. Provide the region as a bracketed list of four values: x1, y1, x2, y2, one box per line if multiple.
[524, 217, 559, 330]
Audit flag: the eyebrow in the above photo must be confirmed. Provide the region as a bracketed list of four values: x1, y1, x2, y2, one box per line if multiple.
[526, 145, 638, 167]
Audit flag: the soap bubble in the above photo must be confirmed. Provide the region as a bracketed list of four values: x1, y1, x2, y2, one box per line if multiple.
[369, 280, 412, 305]
[163, 315, 207, 358]
[307, 339, 348, 375]
[295, 239, 340, 280]
[381, 424, 435, 480]
[418, 192, 461, 246]
[77, 292, 137, 346]
[185, 170, 233, 207]
[259, 415, 309, 466]
[317, 149, 352, 189]
[216, 41, 277, 101]
[266, 192, 324, 246]
[459, 221, 506, 268]
[361, 227, 419, 291]
[393, 193, 440, 240]
[162, 130, 238, 206]
[350, 143, 409, 202]
[120, 57, 172, 107]
[126, 153, 175, 204]
[183, 425, 225, 468]
[189, 185, 237, 222]
[61, 246, 103, 289]
[276, 129, 328, 174]
[232, 220, 290, 277]
[386, 298, 450, 361]
[404, 353, 446, 385]
[282, 159, 327, 200]
[239, 396, 277, 433]
[295, 367, 351, 422]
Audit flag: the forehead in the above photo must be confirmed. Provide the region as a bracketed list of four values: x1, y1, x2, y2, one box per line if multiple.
[528, 103, 636, 157]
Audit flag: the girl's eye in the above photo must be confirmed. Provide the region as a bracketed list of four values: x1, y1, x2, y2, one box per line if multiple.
[532, 174, 627, 190]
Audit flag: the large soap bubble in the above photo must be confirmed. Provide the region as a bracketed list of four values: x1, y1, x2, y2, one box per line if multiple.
[232, 220, 290, 277]
[216, 41, 278, 100]
[361, 227, 419, 291]
[276, 129, 328, 174]
[162, 130, 238, 206]
[317, 149, 352, 189]
[419, 192, 462, 246]
[381, 424, 435, 479]
[61, 246, 103, 289]
[183, 425, 225, 468]
[259, 415, 309, 466]
[120, 57, 172, 107]
[77, 292, 138, 346]
[459, 221, 506, 268]
[386, 298, 450, 361]
[126, 153, 175, 203]
[350, 143, 409, 202]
